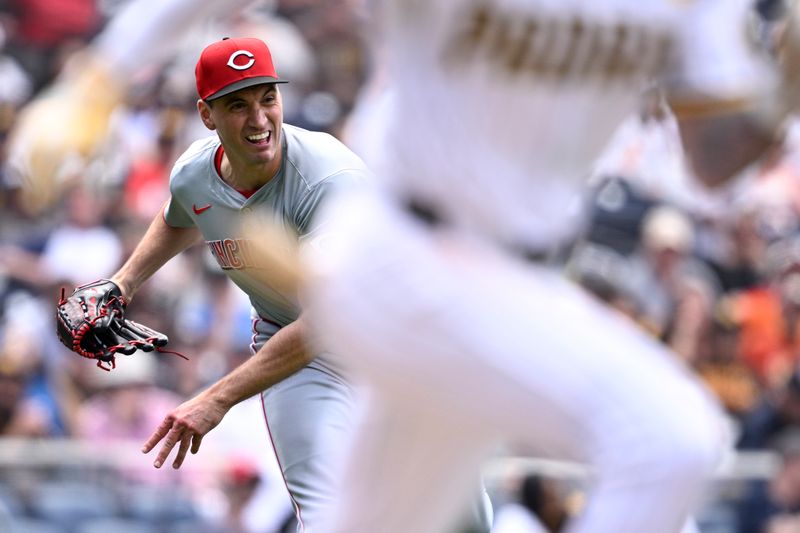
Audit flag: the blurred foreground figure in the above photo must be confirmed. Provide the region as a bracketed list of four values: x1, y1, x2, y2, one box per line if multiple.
[298, 1, 800, 531]
[5, 0, 259, 214]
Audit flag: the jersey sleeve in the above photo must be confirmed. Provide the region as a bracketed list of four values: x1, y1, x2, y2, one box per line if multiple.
[163, 196, 195, 228]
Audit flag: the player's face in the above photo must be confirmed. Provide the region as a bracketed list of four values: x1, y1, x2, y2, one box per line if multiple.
[198, 84, 284, 173]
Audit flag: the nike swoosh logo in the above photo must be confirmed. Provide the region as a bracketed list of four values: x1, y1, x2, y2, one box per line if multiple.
[193, 204, 212, 215]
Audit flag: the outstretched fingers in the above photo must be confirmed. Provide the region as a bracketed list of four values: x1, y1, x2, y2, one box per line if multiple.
[173, 434, 192, 469]
[142, 416, 173, 454]
[141, 395, 222, 470]
[142, 417, 192, 469]
[191, 433, 204, 455]
[154, 425, 185, 468]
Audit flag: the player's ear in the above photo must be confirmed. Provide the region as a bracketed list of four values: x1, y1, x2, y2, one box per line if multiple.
[197, 99, 216, 130]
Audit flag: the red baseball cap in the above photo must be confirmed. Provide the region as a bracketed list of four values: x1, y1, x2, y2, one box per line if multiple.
[195, 37, 288, 101]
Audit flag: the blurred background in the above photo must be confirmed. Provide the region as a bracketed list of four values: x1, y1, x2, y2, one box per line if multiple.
[0, 0, 799, 532]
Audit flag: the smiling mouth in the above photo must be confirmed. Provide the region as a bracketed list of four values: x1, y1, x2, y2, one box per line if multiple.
[246, 131, 271, 145]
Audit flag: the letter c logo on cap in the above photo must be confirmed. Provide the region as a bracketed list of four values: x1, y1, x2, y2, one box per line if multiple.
[227, 50, 255, 70]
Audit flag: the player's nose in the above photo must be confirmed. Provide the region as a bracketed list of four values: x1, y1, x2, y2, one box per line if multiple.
[247, 104, 269, 128]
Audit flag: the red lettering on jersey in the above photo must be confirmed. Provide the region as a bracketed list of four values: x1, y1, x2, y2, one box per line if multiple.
[224, 239, 244, 269]
[208, 240, 231, 269]
[207, 239, 264, 270]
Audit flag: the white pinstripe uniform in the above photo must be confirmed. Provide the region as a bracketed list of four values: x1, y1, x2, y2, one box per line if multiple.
[303, 1, 777, 532]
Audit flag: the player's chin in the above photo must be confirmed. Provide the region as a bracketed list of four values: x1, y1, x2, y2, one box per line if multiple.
[244, 141, 275, 160]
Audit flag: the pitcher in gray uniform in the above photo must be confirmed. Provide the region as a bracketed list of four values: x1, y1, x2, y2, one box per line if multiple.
[116, 36, 366, 531]
[123, 36, 490, 533]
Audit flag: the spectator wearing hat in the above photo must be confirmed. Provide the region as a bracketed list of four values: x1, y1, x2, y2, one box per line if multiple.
[626, 204, 723, 363]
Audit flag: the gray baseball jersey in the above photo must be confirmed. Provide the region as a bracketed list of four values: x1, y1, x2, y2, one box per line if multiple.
[164, 123, 368, 531]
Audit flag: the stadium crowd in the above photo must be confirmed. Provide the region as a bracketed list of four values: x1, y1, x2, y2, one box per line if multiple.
[0, 0, 799, 532]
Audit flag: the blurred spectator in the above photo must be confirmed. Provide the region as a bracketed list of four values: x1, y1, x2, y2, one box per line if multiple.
[634, 205, 722, 363]
[40, 184, 123, 285]
[694, 306, 760, 418]
[0, 348, 59, 437]
[0, 287, 68, 437]
[211, 457, 264, 533]
[0, 41, 32, 107]
[709, 132, 800, 293]
[738, 367, 800, 450]
[738, 428, 800, 533]
[0, 29, 32, 171]
[4, 0, 101, 90]
[275, 0, 365, 132]
[116, 105, 183, 222]
[729, 236, 800, 388]
[75, 354, 182, 441]
[572, 203, 722, 362]
[718, 207, 776, 293]
[0, 356, 36, 436]
[0, 184, 123, 289]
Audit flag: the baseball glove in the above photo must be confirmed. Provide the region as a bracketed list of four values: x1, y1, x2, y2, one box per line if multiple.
[56, 279, 170, 371]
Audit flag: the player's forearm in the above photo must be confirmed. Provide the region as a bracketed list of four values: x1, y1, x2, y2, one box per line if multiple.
[111, 203, 201, 298]
[203, 317, 315, 410]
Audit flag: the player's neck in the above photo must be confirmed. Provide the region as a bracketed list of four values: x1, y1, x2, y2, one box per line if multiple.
[220, 151, 282, 191]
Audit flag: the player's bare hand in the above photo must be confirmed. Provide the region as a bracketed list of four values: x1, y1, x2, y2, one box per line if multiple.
[141, 392, 229, 469]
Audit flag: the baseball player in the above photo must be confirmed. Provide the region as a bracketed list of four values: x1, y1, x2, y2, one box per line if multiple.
[287, 0, 800, 532]
[102, 36, 367, 531]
